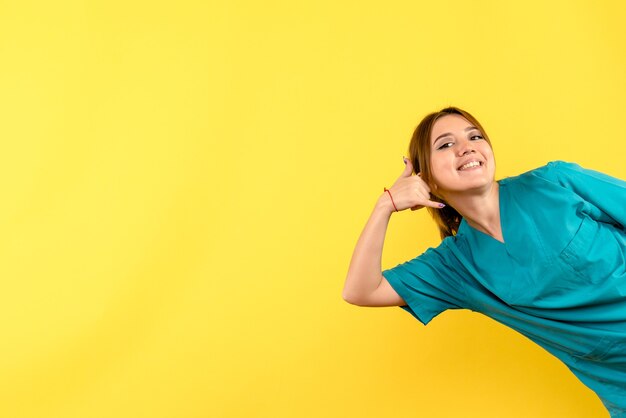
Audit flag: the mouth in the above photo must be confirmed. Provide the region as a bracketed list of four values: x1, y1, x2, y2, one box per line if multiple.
[457, 160, 484, 171]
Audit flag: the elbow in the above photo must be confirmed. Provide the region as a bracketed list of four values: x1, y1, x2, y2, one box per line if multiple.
[342, 275, 375, 306]
[342, 289, 365, 306]
[342, 291, 354, 305]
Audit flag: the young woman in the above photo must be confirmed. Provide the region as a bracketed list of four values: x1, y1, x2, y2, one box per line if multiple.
[342, 106, 626, 417]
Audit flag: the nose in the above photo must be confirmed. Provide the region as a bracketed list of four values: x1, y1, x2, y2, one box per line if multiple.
[457, 138, 476, 156]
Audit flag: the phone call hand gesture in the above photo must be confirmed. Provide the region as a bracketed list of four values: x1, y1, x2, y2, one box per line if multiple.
[386, 157, 445, 212]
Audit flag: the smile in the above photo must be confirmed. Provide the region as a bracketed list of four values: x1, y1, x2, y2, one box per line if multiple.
[458, 161, 483, 171]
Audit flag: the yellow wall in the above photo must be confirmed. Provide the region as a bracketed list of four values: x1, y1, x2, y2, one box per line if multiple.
[0, 1, 624, 417]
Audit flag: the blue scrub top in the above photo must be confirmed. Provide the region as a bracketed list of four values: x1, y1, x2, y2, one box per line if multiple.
[382, 161, 626, 415]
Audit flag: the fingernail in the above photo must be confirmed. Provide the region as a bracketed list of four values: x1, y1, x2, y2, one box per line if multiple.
[402, 156, 407, 164]
[438, 203, 446, 208]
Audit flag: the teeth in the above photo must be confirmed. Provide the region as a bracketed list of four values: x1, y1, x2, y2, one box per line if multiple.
[459, 161, 481, 170]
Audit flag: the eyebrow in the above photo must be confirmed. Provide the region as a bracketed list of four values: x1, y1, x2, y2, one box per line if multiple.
[433, 126, 479, 145]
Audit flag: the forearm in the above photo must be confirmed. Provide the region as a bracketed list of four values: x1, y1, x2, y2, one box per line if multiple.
[342, 194, 394, 303]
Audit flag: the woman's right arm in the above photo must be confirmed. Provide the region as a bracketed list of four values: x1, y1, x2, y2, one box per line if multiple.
[341, 158, 444, 307]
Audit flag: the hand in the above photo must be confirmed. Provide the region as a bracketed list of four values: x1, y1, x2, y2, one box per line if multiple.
[385, 157, 445, 212]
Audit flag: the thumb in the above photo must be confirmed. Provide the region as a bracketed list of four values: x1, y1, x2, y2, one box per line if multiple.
[400, 156, 414, 177]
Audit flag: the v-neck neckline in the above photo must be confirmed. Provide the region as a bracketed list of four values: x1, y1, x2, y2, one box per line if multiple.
[458, 181, 507, 245]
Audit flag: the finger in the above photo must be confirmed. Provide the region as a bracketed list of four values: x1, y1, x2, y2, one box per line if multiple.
[399, 156, 413, 178]
[422, 200, 446, 209]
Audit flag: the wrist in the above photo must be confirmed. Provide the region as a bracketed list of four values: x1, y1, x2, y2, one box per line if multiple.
[375, 192, 396, 215]
[383, 187, 399, 212]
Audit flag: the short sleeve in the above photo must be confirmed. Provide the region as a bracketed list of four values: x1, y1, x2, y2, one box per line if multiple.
[382, 243, 466, 326]
[546, 161, 626, 228]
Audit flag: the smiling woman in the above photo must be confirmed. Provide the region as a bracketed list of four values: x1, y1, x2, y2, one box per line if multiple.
[342, 106, 626, 418]
[412, 110, 500, 240]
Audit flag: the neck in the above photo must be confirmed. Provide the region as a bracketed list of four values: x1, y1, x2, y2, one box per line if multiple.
[441, 182, 503, 242]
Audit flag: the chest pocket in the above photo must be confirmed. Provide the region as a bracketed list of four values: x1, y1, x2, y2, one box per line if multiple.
[558, 215, 623, 284]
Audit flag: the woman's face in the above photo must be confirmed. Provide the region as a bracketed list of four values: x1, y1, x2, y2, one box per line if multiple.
[428, 114, 496, 197]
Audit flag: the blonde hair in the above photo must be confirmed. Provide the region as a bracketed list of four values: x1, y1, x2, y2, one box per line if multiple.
[408, 106, 493, 239]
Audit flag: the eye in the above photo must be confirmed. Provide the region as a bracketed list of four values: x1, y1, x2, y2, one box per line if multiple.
[470, 135, 483, 140]
[437, 142, 453, 150]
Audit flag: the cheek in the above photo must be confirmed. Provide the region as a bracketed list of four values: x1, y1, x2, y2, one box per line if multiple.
[428, 164, 449, 188]
[482, 144, 494, 158]
[430, 154, 454, 173]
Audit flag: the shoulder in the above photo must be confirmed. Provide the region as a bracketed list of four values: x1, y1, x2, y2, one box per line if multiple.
[393, 238, 462, 274]
[543, 160, 584, 174]
[528, 160, 579, 182]
[405, 241, 452, 266]
[528, 161, 609, 186]
[499, 160, 582, 186]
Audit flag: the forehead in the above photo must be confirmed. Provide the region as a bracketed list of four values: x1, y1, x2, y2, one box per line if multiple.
[430, 114, 474, 141]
